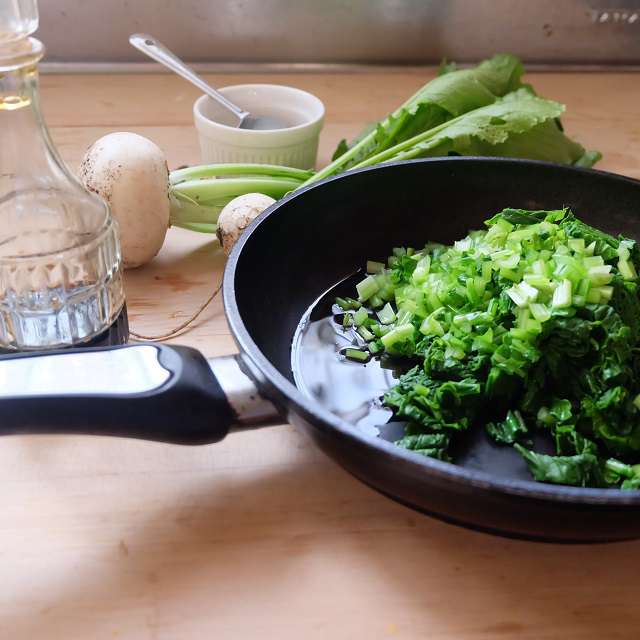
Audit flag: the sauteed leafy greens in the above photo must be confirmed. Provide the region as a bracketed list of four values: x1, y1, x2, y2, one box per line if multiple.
[337, 208, 640, 489]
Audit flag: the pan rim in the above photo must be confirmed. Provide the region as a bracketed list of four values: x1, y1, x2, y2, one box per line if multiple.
[224, 156, 640, 507]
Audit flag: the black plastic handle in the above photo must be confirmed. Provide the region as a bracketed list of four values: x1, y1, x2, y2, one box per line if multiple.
[0, 343, 235, 444]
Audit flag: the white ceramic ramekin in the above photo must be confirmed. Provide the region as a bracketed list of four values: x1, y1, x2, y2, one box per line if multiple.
[193, 84, 325, 169]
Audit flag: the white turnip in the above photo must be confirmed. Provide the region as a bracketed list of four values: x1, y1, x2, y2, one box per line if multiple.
[79, 132, 311, 266]
[216, 193, 275, 255]
[79, 132, 170, 269]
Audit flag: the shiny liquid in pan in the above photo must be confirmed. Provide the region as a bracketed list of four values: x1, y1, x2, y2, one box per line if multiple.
[291, 272, 556, 481]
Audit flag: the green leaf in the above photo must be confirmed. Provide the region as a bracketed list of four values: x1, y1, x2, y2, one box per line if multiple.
[604, 458, 638, 485]
[486, 410, 528, 444]
[475, 119, 598, 167]
[331, 138, 349, 162]
[395, 431, 451, 460]
[554, 427, 598, 456]
[470, 52, 525, 97]
[384, 367, 483, 431]
[537, 398, 574, 429]
[561, 212, 621, 261]
[515, 445, 605, 487]
[321, 53, 525, 180]
[370, 89, 567, 164]
[354, 88, 601, 170]
[575, 150, 604, 168]
[486, 208, 568, 226]
[437, 59, 457, 76]
[396, 432, 450, 450]
[391, 255, 418, 284]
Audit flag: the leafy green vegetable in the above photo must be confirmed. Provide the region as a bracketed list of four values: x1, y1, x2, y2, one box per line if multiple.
[385, 366, 483, 431]
[351, 89, 594, 169]
[303, 54, 599, 187]
[340, 207, 640, 489]
[437, 60, 458, 76]
[318, 54, 525, 182]
[514, 446, 605, 487]
[395, 430, 452, 461]
[391, 255, 418, 284]
[486, 410, 528, 444]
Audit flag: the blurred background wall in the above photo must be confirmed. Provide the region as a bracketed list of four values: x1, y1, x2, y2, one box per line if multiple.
[38, 0, 640, 67]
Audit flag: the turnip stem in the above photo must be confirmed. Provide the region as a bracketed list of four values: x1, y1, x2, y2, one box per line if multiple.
[174, 177, 301, 203]
[174, 221, 218, 233]
[299, 133, 375, 187]
[169, 176, 302, 229]
[298, 76, 437, 188]
[170, 163, 313, 185]
[350, 113, 467, 169]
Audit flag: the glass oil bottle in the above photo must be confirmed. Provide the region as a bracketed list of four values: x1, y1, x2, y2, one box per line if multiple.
[0, 1, 128, 351]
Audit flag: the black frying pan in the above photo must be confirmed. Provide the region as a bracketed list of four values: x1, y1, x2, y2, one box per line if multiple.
[3, 158, 640, 543]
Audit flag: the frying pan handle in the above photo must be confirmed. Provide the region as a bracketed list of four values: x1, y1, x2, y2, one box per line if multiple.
[0, 343, 280, 444]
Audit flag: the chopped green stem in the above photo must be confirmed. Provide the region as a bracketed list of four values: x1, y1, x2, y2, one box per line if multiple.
[356, 275, 380, 302]
[377, 302, 397, 325]
[367, 260, 386, 274]
[344, 348, 370, 362]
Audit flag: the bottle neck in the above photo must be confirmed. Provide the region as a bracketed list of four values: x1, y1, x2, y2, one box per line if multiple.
[0, 35, 111, 255]
[0, 57, 39, 111]
[0, 38, 70, 187]
[0, 36, 43, 106]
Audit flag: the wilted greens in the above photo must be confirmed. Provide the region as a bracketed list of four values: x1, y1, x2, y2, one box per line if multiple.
[337, 208, 640, 489]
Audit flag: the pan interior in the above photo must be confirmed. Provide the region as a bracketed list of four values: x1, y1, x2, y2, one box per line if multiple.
[232, 159, 640, 485]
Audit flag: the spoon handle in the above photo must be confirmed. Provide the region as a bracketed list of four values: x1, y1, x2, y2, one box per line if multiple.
[129, 33, 248, 123]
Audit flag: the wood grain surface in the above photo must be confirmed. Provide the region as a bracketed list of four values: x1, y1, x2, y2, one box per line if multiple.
[1, 71, 639, 640]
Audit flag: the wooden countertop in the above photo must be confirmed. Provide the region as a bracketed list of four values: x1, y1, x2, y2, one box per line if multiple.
[2, 71, 640, 640]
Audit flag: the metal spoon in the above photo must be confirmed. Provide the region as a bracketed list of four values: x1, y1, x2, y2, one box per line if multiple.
[129, 33, 285, 130]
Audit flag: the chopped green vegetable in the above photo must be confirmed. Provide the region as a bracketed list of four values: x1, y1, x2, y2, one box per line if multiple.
[356, 275, 379, 302]
[486, 410, 528, 444]
[395, 429, 452, 461]
[340, 207, 640, 489]
[353, 307, 369, 326]
[343, 348, 370, 362]
[376, 302, 397, 325]
[367, 260, 386, 274]
[357, 325, 375, 341]
[335, 297, 355, 311]
[514, 445, 605, 488]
